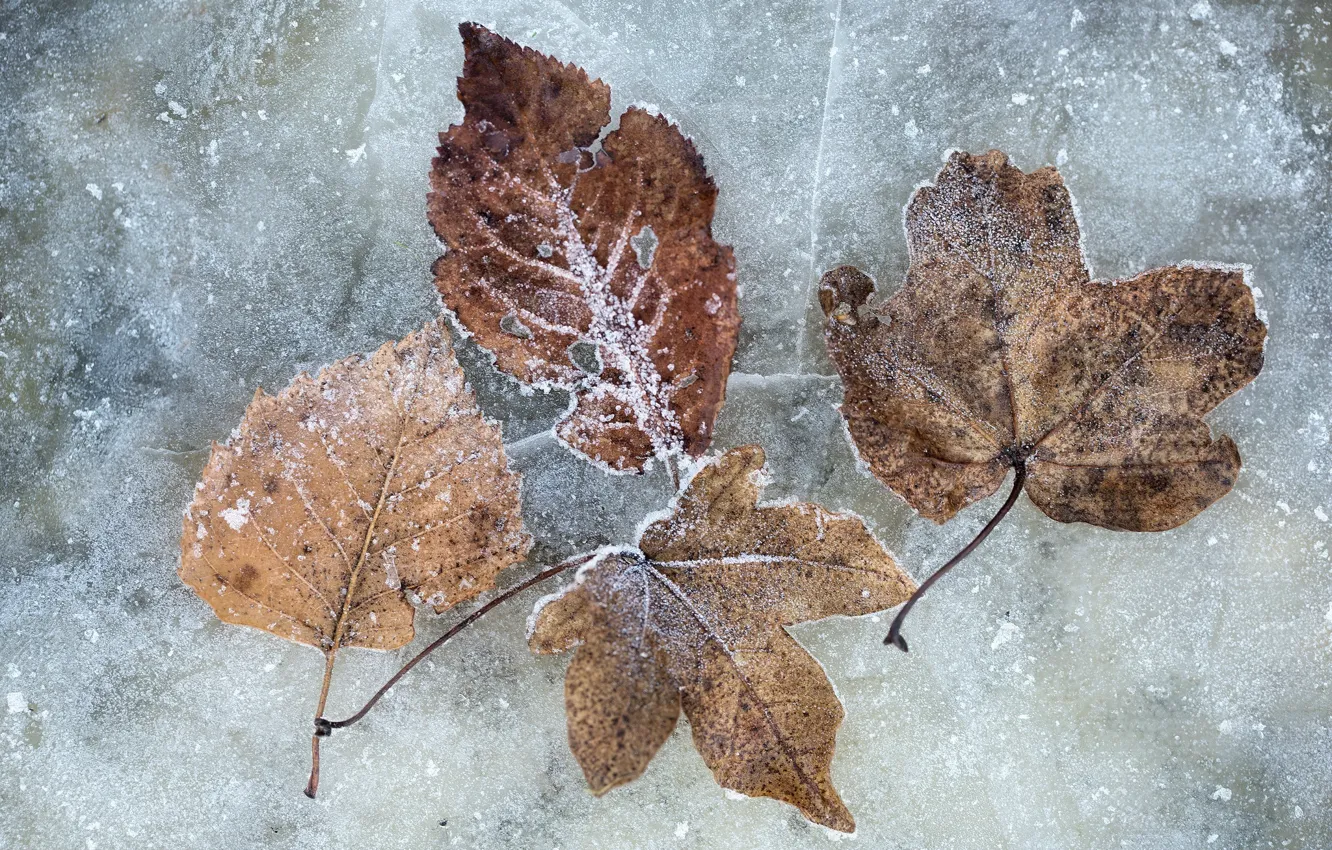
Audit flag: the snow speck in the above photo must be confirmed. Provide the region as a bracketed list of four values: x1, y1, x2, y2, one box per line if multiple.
[346, 143, 367, 165]
[1218, 39, 1238, 57]
[904, 120, 920, 138]
[1208, 836, 1218, 844]
[916, 64, 931, 75]
[85, 183, 102, 200]
[1211, 786, 1232, 802]
[734, 75, 746, 87]
[1189, 1, 1213, 21]
[1056, 148, 1069, 166]
[220, 498, 251, 530]
[674, 822, 689, 838]
[167, 100, 187, 118]
[6, 692, 26, 714]
[1011, 92, 1031, 106]
[1314, 506, 1327, 522]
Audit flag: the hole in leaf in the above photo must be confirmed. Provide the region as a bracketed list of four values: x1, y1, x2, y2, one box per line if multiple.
[499, 314, 532, 339]
[536, 242, 554, 258]
[567, 340, 602, 375]
[631, 225, 658, 269]
[829, 300, 856, 325]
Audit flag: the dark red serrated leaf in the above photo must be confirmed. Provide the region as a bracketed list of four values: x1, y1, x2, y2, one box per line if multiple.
[429, 23, 739, 473]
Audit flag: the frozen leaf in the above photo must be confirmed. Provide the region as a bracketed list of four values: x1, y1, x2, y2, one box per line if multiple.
[820, 150, 1266, 532]
[529, 446, 913, 832]
[429, 24, 739, 473]
[178, 320, 530, 795]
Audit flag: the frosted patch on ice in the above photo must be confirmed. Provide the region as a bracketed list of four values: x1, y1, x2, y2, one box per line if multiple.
[1211, 786, 1232, 801]
[991, 621, 1020, 650]
[85, 183, 102, 200]
[6, 692, 26, 714]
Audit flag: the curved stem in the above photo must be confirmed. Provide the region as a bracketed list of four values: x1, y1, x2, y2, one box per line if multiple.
[886, 464, 1027, 652]
[315, 552, 595, 735]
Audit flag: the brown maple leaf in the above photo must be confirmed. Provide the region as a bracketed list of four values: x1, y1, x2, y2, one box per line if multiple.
[819, 150, 1266, 649]
[428, 23, 739, 473]
[821, 150, 1266, 531]
[528, 445, 914, 832]
[178, 320, 530, 796]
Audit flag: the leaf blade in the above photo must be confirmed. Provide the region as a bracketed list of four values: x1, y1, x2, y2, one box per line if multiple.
[179, 321, 530, 666]
[428, 25, 739, 472]
[529, 446, 913, 831]
[821, 150, 1266, 531]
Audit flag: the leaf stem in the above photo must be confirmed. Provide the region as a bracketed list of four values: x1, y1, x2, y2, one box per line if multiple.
[314, 552, 595, 736]
[303, 651, 338, 798]
[885, 463, 1027, 652]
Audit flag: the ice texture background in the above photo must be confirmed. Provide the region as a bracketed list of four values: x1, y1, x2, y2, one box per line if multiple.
[2, 0, 1330, 847]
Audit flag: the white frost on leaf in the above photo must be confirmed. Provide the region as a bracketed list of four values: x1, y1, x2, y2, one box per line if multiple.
[220, 498, 251, 530]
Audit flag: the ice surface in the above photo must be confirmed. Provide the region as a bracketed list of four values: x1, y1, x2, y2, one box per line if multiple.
[1, 1, 1330, 848]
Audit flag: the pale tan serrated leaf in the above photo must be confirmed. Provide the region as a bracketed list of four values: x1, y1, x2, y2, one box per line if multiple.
[178, 319, 530, 794]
